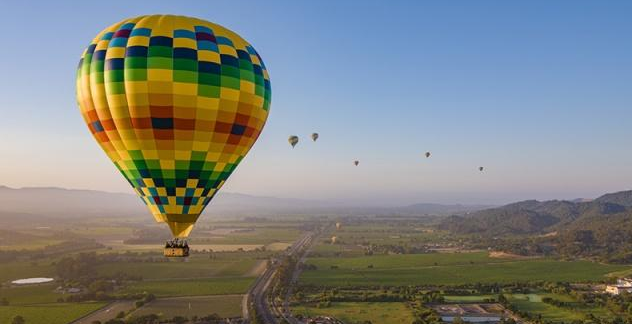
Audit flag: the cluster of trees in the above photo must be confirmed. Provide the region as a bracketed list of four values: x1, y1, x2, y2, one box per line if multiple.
[294, 287, 448, 304]
[53, 252, 145, 302]
[361, 243, 430, 255]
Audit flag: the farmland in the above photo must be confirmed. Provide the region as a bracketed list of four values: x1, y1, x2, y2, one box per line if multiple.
[0, 217, 302, 323]
[300, 252, 628, 287]
[293, 302, 416, 324]
[131, 295, 243, 319]
[121, 277, 254, 297]
[0, 302, 106, 324]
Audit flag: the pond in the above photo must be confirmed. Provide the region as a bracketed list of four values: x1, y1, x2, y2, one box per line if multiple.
[11, 277, 54, 285]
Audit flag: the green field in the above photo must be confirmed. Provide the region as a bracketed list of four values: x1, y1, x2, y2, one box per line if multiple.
[0, 302, 106, 324]
[508, 293, 614, 321]
[121, 277, 254, 297]
[131, 295, 243, 319]
[293, 302, 415, 324]
[191, 227, 301, 245]
[443, 295, 495, 302]
[300, 252, 630, 286]
[0, 283, 60, 305]
[97, 257, 259, 279]
[0, 261, 55, 283]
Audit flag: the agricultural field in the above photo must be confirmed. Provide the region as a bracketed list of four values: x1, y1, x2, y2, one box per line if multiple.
[190, 227, 301, 245]
[131, 295, 243, 319]
[293, 302, 416, 324]
[328, 223, 451, 245]
[0, 261, 55, 283]
[508, 293, 615, 321]
[96, 256, 263, 279]
[443, 295, 495, 302]
[0, 283, 61, 305]
[300, 252, 630, 287]
[120, 277, 254, 297]
[0, 302, 106, 324]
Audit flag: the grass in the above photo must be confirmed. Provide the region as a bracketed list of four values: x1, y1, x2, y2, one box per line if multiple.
[191, 228, 301, 245]
[131, 295, 243, 319]
[0, 283, 60, 305]
[293, 302, 415, 324]
[300, 252, 630, 287]
[443, 295, 495, 302]
[120, 277, 254, 297]
[0, 261, 56, 283]
[0, 302, 106, 324]
[97, 257, 259, 279]
[508, 293, 614, 321]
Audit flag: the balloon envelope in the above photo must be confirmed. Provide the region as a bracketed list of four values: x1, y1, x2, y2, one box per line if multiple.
[76, 15, 271, 238]
[425, 152, 431, 158]
[311, 133, 319, 141]
[288, 135, 299, 147]
[354, 160, 359, 166]
[479, 167, 484, 171]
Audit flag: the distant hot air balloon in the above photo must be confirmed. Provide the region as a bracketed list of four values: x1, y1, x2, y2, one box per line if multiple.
[288, 135, 299, 148]
[425, 152, 431, 158]
[311, 133, 319, 142]
[76, 15, 271, 252]
[335, 222, 342, 230]
[479, 166, 484, 172]
[354, 160, 359, 166]
[331, 236, 337, 244]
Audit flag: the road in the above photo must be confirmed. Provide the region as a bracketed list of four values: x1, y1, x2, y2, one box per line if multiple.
[72, 300, 137, 324]
[244, 229, 318, 323]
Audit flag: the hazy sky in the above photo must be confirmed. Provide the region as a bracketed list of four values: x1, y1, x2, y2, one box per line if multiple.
[0, 1, 631, 205]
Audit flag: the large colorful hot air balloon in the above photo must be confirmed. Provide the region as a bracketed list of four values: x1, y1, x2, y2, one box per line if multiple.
[76, 15, 271, 241]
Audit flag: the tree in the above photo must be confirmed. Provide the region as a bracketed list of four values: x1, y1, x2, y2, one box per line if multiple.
[453, 317, 465, 324]
[12, 316, 25, 324]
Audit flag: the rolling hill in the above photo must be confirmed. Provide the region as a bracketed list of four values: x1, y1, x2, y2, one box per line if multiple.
[439, 190, 632, 236]
[0, 185, 486, 221]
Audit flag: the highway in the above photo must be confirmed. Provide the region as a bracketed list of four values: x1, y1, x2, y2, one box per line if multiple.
[244, 229, 318, 323]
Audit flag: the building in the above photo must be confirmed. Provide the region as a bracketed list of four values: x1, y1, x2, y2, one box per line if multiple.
[606, 278, 632, 295]
[429, 303, 506, 324]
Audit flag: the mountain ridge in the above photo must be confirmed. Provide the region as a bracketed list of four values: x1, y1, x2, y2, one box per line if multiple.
[438, 190, 632, 236]
[0, 185, 488, 219]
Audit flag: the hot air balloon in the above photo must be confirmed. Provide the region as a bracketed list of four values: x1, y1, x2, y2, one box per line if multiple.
[425, 152, 431, 158]
[76, 15, 271, 256]
[479, 166, 484, 172]
[311, 133, 319, 142]
[288, 135, 299, 148]
[331, 236, 337, 244]
[354, 160, 359, 166]
[335, 222, 342, 230]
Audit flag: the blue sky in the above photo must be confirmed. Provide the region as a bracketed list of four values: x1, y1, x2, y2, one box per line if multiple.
[0, 1, 630, 205]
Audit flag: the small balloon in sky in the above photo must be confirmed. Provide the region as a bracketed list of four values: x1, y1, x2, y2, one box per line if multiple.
[425, 152, 431, 158]
[479, 166, 484, 172]
[311, 133, 319, 142]
[354, 160, 359, 166]
[288, 135, 299, 148]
